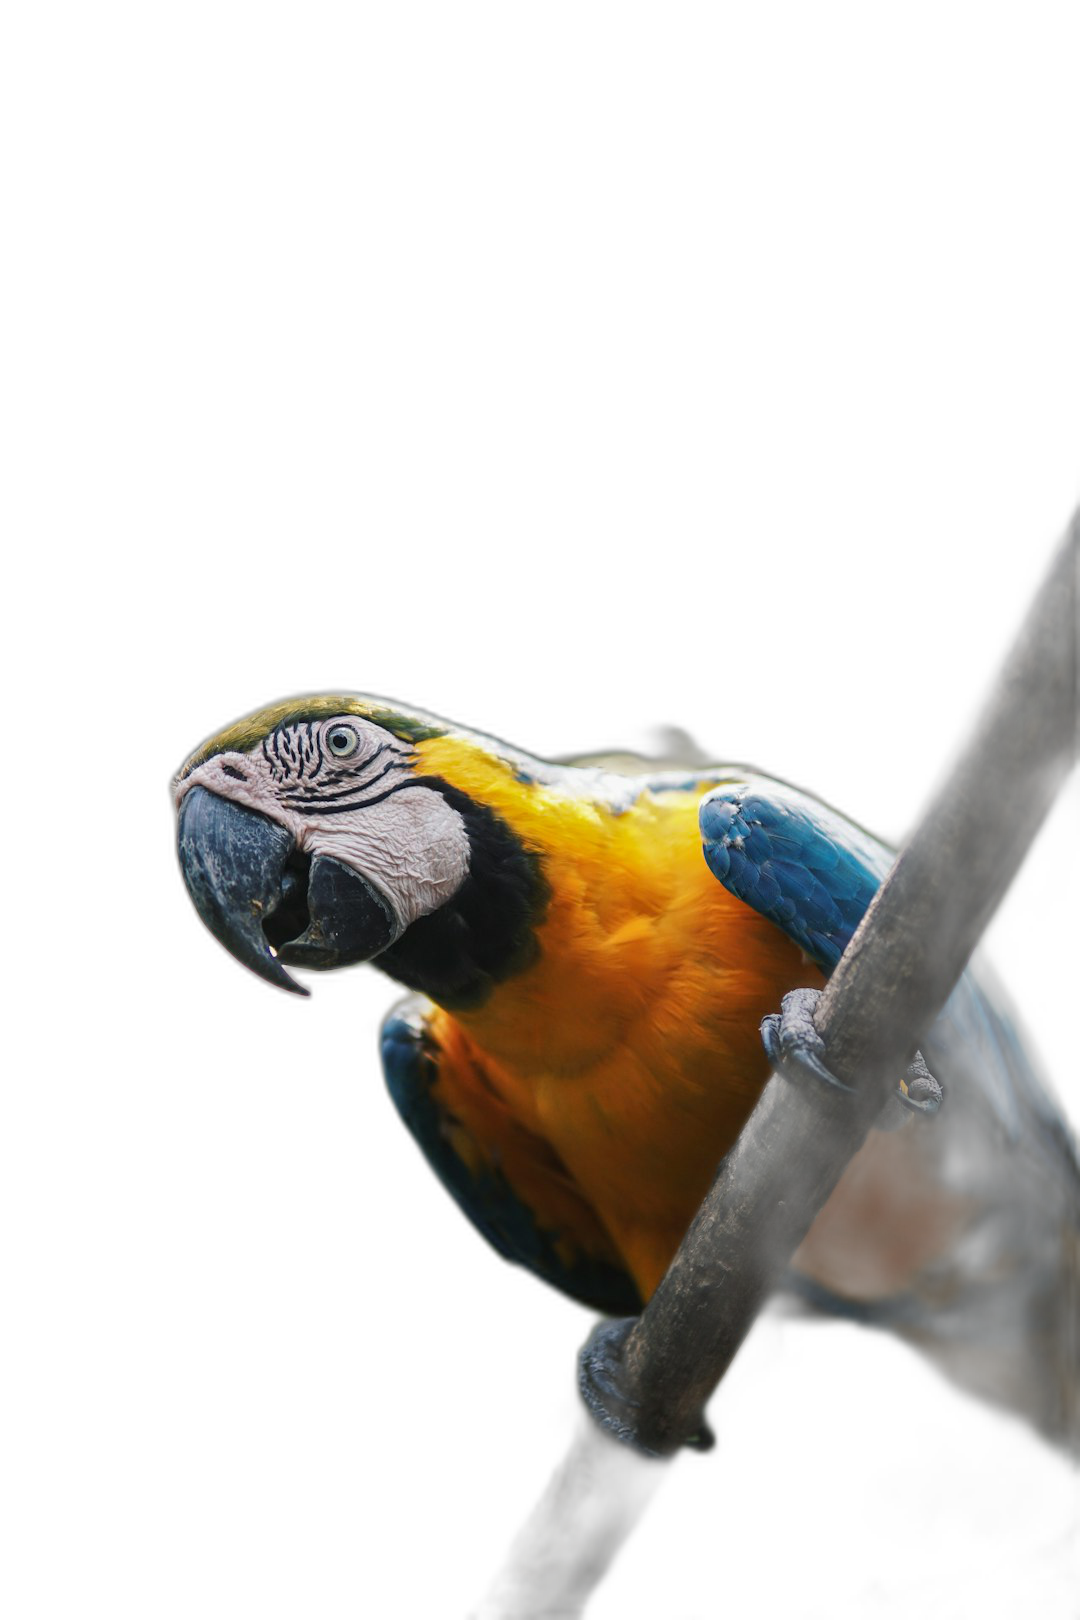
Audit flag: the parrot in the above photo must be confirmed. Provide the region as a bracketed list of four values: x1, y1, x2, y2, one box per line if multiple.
[174, 693, 1080, 1452]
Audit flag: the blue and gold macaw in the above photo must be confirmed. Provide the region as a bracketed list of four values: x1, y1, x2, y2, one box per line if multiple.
[174, 694, 1080, 1449]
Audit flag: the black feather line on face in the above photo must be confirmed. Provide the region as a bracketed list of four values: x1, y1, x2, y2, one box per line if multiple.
[309, 724, 324, 779]
[374, 779, 551, 1010]
[282, 755, 407, 809]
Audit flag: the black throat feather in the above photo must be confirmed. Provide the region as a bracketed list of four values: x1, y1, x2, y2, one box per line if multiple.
[374, 779, 550, 1010]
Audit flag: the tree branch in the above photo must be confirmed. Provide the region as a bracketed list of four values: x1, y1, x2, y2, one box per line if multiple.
[472, 514, 1078, 1617]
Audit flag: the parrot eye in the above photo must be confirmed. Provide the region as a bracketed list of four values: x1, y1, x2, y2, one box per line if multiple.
[325, 723, 361, 759]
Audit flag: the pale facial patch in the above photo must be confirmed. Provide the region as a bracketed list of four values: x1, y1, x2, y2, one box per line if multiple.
[175, 714, 470, 934]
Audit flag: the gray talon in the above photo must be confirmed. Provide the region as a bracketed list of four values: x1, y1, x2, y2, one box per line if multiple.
[899, 1050, 943, 1115]
[761, 987, 855, 1096]
[683, 1422, 717, 1450]
[579, 1315, 670, 1470]
[762, 987, 943, 1125]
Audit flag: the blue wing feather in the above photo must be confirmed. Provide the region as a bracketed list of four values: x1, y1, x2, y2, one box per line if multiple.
[700, 777, 1077, 1166]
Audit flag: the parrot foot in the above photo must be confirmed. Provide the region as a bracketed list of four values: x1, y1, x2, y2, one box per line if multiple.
[898, 1048, 943, 1115]
[579, 1308, 663, 1464]
[761, 987, 854, 1094]
[761, 988, 942, 1126]
[578, 1317, 715, 1457]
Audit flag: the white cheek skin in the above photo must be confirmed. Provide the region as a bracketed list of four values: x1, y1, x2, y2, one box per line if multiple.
[301, 789, 470, 930]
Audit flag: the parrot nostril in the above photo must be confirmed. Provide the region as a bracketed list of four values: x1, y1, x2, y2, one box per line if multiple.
[263, 848, 312, 949]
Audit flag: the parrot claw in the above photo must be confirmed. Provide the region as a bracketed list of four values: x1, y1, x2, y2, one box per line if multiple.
[896, 1050, 944, 1116]
[578, 1316, 715, 1456]
[761, 988, 942, 1126]
[684, 1424, 715, 1450]
[761, 987, 856, 1095]
[573, 1321, 667, 1464]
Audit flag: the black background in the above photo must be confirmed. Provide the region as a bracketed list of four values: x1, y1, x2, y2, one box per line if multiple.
[132, 379, 1075, 1607]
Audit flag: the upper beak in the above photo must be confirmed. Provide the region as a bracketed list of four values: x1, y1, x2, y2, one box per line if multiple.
[176, 785, 399, 995]
[177, 785, 308, 995]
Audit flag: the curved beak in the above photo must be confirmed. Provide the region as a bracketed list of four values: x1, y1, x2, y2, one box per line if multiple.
[177, 786, 399, 995]
[177, 785, 308, 995]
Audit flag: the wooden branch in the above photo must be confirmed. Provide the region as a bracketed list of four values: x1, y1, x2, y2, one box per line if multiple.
[472, 514, 1078, 1618]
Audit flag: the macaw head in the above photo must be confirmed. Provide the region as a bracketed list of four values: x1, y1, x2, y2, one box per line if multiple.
[174, 694, 543, 1000]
